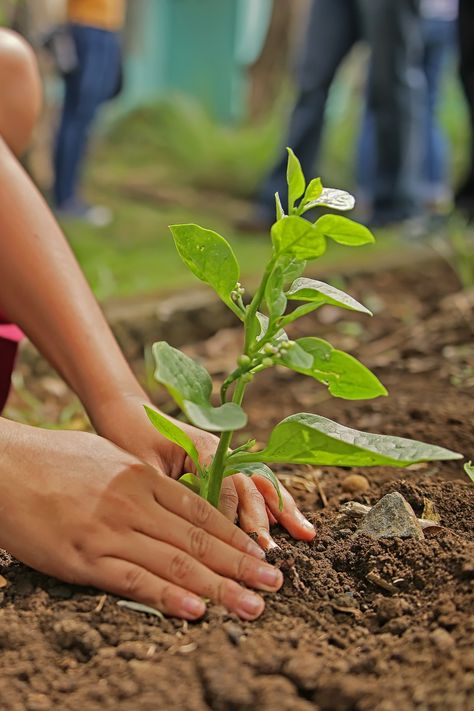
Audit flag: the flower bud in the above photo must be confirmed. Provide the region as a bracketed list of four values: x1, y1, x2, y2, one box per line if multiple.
[262, 357, 274, 368]
[237, 354, 251, 367]
[241, 372, 254, 383]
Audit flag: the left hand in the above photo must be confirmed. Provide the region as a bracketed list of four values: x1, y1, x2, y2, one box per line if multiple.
[92, 392, 316, 550]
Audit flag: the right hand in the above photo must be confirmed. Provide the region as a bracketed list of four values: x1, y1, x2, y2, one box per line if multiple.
[0, 423, 283, 620]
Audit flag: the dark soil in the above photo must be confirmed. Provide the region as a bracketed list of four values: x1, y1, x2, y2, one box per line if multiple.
[1, 257, 474, 710]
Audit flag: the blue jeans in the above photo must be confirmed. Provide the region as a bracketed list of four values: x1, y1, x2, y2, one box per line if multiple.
[53, 24, 121, 208]
[357, 17, 456, 203]
[258, 0, 360, 219]
[258, 0, 424, 223]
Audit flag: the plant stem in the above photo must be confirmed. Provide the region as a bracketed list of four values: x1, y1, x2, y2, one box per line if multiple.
[244, 258, 276, 354]
[206, 377, 247, 508]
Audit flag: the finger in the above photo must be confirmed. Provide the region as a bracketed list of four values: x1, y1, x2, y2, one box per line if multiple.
[135, 505, 283, 592]
[233, 474, 278, 551]
[88, 557, 206, 620]
[114, 536, 270, 621]
[153, 475, 265, 560]
[252, 476, 316, 541]
[219, 478, 239, 522]
[267, 506, 277, 526]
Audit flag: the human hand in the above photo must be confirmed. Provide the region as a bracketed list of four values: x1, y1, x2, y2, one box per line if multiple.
[91, 392, 316, 550]
[0, 421, 284, 619]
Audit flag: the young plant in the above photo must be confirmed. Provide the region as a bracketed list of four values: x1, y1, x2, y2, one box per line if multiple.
[145, 149, 462, 509]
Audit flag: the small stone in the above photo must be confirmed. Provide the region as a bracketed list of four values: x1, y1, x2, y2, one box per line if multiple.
[342, 474, 370, 493]
[430, 628, 455, 653]
[355, 492, 424, 540]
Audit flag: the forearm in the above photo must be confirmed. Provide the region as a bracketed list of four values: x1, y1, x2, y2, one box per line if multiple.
[0, 139, 145, 421]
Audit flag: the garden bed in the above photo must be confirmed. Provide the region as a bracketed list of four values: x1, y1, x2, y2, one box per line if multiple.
[1, 256, 473, 711]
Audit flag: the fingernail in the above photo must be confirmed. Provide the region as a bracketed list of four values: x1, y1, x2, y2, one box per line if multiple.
[257, 565, 283, 589]
[181, 596, 205, 618]
[246, 539, 266, 559]
[297, 512, 315, 531]
[237, 592, 264, 619]
[267, 539, 280, 551]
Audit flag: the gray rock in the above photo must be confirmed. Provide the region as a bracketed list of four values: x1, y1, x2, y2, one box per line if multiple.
[356, 492, 424, 540]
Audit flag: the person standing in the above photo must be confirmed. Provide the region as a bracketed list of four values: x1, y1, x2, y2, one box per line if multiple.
[241, 0, 425, 230]
[53, 0, 125, 225]
[357, 0, 458, 219]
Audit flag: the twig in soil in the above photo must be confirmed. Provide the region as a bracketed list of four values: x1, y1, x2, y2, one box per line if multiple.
[168, 642, 198, 655]
[117, 600, 164, 619]
[94, 594, 107, 613]
[317, 480, 328, 508]
[366, 570, 399, 594]
[329, 602, 362, 618]
[286, 558, 307, 593]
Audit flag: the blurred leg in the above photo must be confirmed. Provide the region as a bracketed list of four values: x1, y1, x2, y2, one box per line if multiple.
[358, 0, 425, 223]
[421, 18, 456, 202]
[257, 0, 360, 218]
[53, 25, 121, 208]
[456, 0, 474, 209]
[355, 70, 375, 202]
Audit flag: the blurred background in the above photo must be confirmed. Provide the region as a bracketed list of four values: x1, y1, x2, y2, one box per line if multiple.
[1, 0, 473, 437]
[0, 0, 471, 302]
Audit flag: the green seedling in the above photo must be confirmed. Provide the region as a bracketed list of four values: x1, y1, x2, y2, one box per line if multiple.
[145, 148, 462, 509]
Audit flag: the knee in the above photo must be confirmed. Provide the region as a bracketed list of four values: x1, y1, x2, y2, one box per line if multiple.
[0, 29, 42, 156]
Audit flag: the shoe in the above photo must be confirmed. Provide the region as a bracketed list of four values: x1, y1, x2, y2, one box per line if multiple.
[56, 199, 113, 227]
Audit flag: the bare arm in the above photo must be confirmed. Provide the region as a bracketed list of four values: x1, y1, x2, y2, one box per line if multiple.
[0, 138, 144, 424]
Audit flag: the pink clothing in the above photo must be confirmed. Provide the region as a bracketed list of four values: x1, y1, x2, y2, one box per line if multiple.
[0, 311, 22, 411]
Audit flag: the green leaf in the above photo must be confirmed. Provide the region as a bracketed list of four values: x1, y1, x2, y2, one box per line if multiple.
[285, 337, 387, 400]
[287, 278, 372, 315]
[170, 224, 240, 308]
[277, 342, 313, 370]
[265, 265, 287, 318]
[278, 302, 321, 328]
[314, 215, 374, 247]
[275, 192, 285, 220]
[254, 312, 287, 346]
[184, 400, 247, 432]
[144, 405, 200, 466]
[286, 148, 305, 212]
[301, 178, 323, 207]
[179, 473, 201, 494]
[153, 341, 212, 408]
[302, 187, 355, 213]
[153, 342, 247, 432]
[464, 461, 474, 483]
[280, 256, 307, 285]
[226, 462, 283, 510]
[230, 413, 462, 468]
[271, 215, 326, 260]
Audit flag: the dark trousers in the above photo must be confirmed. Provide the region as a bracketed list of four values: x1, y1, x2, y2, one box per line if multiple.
[259, 0, 424, 223]
[358, 16, 456, 202]
[457, 0, 474, 196]
[259, 0, 359, 218]
[53, 24, 121, 208]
